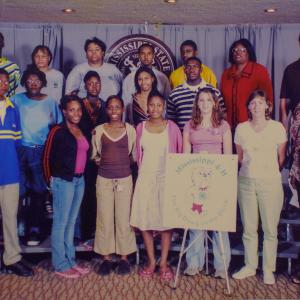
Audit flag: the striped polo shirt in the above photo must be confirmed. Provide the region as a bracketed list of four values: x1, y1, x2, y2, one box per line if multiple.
[167, 80, 225, 130]
[0, 57, 20, 97]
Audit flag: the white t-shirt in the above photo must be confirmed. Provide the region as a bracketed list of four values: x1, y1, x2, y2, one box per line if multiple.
[43, 68, 64, 104]
[234, 120, 287, 179]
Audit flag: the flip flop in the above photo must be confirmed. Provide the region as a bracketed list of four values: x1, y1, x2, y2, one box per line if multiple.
[139, 266, 155, 278]
[292, 272, 300, 284]
[159, 266, 174, 280]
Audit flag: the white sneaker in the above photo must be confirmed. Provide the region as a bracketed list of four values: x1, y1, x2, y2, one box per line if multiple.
[263, 271, 275, 285]
[184, 266, 202, 276]
[232, 266, 256, 280]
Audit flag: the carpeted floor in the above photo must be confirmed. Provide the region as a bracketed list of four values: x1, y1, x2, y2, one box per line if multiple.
[0, 258, 300, 300]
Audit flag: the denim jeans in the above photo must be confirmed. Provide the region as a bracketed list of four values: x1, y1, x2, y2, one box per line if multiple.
[186, 230, 231, 273]
[51, 176, 85, 272]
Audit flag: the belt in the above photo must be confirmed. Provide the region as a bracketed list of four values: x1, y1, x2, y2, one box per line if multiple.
[74, 173, 83, 178]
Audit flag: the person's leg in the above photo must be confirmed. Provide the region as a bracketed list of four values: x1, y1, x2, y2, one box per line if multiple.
[257, 178, 283, 274]
[212, 231, 231, 277]
[237, 177, 259, 270]
[28, 146, 48, 240]
[115, 176, 136, 259]
[94, 176, 115, 258]
[64, 177, 85, 268]
[141, 230, 156, 269]
[51, 177, 75, 272]
[0, 184, 22, 266]
[160, 230, 172, 270]
[185, 229, 205, 273]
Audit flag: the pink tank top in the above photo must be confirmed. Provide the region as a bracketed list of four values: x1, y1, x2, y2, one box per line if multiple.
[74, 136, 89, 174]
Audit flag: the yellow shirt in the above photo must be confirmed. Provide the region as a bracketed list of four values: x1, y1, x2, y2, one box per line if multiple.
[169, 64, 217, 89]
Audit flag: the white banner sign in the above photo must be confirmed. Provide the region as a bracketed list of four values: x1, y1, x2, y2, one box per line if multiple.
[163, 154, 238, 232]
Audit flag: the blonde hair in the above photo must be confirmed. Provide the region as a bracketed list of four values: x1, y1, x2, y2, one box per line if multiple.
[191, 87, 224, 129]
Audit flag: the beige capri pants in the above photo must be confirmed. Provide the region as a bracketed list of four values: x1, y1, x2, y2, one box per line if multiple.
[94, 175, 136, 256]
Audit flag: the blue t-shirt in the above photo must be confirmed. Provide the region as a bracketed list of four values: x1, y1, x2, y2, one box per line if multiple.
[12, 93, 62, 146]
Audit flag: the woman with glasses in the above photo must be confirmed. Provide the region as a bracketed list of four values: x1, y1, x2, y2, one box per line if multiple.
[12, 67, 62, 246]
[221, 39, 273, 129]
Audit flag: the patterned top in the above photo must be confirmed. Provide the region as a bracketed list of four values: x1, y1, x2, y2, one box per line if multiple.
[0, 57, 20, 97]
[132, 94, 149, 126]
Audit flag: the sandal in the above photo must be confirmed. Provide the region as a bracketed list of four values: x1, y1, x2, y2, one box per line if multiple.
[139, 266, 155, 278]
[159, 266, 174, 281]
[292, 272, 300, 284]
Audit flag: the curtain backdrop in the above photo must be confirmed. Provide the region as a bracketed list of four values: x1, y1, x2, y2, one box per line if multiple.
[0, 22, 299, 118]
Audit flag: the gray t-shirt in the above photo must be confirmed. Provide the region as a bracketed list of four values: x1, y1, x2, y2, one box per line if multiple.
[66, 62, 123, 101]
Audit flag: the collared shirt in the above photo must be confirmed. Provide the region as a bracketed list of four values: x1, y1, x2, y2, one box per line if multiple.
[221, 61, 273, 128]
[167, 79, 225, 130]
[0, 97, 22, 185]
[169, 64, 218, 89]
[0, 57, 20, 97]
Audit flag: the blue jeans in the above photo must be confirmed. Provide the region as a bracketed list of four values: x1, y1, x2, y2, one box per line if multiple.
[51, 176, 85, 272]
[186, 230, 231, 273]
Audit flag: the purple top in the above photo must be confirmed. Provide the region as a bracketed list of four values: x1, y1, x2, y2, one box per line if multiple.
[183, 120, 230, 154]
[98, 132, 131, 179]
[74, 136, 89, 173]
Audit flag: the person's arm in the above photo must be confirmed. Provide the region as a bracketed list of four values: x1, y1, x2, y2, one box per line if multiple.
[278, 142, 287, 171]
[280, 98, 288, 128]
[223, 127, 232, 154]
[235, 144, 243, 165]
[183, 126, 191, 154]
[166, 93, 176, 121]
[65, 65, 81, 95]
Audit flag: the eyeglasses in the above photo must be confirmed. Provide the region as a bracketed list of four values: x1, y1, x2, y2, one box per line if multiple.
[232, 47, 247, 53]
[26, 79, 42, 85]
[87, 82, 101, 86]
[0, 80, 9, 86]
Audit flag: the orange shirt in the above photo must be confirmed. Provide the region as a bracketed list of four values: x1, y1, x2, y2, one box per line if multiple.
[221, 62, 273, 128]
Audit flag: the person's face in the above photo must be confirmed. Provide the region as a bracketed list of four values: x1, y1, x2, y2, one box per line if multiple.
[232, 43, 249, 65]
[106, 98, 124, 122]
[0, 74, 9, 98]
[180, 45, 197, 62]
[86, 42, 104, 64]
[138, 71, 154, 92]
[25, 74, 43, 96]
[248, 96, 268, 119]
[147, 96, 165, 120]
[85, 76, 101, 97]
[139, 46, 154, 67]
[34, 49, 51, 70]
[197, 92, 214, 116]
[184, 59, 202, 81]
[63, 100, 82, 125]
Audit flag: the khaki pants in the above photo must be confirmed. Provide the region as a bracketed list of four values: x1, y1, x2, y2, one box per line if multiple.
[238, 177, 283, 272]
[0, 183, 22, 265]
[94, 175, 136, 256]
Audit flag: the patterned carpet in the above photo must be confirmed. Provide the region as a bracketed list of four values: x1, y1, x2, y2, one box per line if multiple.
[0, 258, 300, 300]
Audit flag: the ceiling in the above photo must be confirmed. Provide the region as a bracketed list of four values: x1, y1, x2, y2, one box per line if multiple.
[0, 0, 300, 25]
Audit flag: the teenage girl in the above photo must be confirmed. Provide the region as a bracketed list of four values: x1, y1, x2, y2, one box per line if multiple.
[130, 92, 182, 280]
[92, 95, 136, 276]
[183, 87, 232, 278]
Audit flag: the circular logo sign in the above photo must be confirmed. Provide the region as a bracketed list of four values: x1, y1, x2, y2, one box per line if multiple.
[105, 34, 176, 77]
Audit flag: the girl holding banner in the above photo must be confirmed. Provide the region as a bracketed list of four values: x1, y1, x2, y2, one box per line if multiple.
[182, 87, 232, 278]
[130, 92, 182, 280]
[233, 90, 287, 285]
